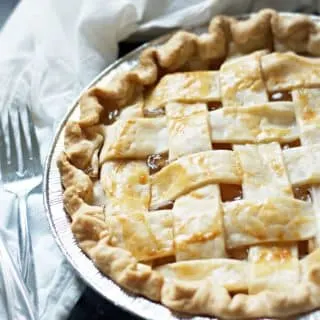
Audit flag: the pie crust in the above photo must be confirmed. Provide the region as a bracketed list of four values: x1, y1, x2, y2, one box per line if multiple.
[57, 9, 320, 319]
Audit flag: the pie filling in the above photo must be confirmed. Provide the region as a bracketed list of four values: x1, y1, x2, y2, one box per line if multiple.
[58, 9, 320, 319]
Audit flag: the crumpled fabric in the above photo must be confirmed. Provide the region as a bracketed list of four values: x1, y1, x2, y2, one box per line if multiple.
[0, 0, 318, 319]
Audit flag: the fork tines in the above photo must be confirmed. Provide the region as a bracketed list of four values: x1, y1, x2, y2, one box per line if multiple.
[0, 108, 42, 181]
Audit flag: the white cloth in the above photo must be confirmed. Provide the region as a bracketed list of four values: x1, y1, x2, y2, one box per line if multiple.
[0, 0, 318, 319]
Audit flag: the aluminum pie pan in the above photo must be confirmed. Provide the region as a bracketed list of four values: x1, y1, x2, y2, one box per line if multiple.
[43, 13, 320, 320]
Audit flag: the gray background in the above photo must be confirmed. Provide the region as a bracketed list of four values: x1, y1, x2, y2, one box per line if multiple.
[0, 0, 18, 28]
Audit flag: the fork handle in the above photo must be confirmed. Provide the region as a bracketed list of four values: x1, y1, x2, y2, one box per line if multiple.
[0, 233, 37, 320]
[17, 194, 38, 312]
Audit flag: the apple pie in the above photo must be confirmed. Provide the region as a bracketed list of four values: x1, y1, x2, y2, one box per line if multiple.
[58, 9, 320, 318]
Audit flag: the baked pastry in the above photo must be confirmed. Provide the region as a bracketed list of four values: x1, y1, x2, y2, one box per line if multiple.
[57, 9, 320, 319]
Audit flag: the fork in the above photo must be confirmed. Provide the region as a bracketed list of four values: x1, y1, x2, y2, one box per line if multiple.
[0, 231, 37, 320]
[0, 107, 42, 312]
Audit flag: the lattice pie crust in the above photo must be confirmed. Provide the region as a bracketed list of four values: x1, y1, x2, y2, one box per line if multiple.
[58, 10, 320, 319]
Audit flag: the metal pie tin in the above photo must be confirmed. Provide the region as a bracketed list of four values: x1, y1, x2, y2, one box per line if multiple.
[43, 13, 320, 320]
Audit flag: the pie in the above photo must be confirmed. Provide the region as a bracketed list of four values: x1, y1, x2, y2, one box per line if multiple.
[57, 9, 320, 319]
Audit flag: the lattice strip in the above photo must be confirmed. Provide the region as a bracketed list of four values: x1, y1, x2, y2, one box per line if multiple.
[100, 101, 303, 163]
[234, 142, 300, 293]
[144, 71, 220, 115]
[283, 144, 320, 186]
[172, 185, 226, 261]
[292, 88, 320, 248]
[100, 161, 150, 215]
[156, 258, 248, 292]
[165, 102, 212, 161]
[248, 244, 300, 294]
[223, 196, 315, 249]
[150, 150, 242, 209]
[99, 117, 168, 162]
[106, 210, 174, 261]
[234, 143, 293, 199]
[219, 51, 269, 107]
[261, 52, 320, 92]
[209, 102, 299, 144]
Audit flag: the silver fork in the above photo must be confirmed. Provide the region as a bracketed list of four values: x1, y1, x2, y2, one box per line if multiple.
[0, 107, 42, 312]
[0, 231, 37, 320]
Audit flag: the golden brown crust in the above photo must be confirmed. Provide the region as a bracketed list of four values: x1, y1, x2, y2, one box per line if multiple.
[271, 12, 315, 53]
[208, 15, 233, 42]
[128, 48, 159, 85]
[57, 152, 93, 203]
[208, 9, 320, 57]
[91, 236, 163, 301]
[71, 214, 107, 255]
[78, 91, 104, 127]
[161, 279, 320, 319]
[308, 29, 320, 56]
[156, 31, 198, 71]
[63, 187, 83, 216]
[64, 121, 103, 177]
[229, 9, 274, 53]
[78, 29, 229, 122]
[57, 10, 320, 319]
